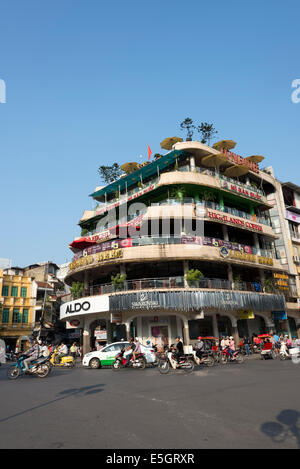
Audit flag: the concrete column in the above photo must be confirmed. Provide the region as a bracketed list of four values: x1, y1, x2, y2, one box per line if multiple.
[253, 233, 260, 255]
[232, 326, 240, 345]
[83, 318, 91, 355]
[190, 156, 195, 172]
[183, 260, 189, 287]
[212, 313, 219, 339]
[222, 224, 229, 241]
[183, 319, 190, 346]
[295, 319, 300, 339]
[125, 321, 131, 340]
[137, 316, 142, 340]
[227, 265, 233, 286]
[176, 316, 183, 338]
[84, 270, 89, 290]
[259, 269, 265, 284]
[120, 264, 126, 276]
[219, 193, 225, 211]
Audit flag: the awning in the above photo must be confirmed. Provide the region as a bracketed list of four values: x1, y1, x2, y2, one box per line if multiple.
[90, 150, 187, 201]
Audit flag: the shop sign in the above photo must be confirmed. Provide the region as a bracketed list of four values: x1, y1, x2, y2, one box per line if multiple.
[60, 295, 109, 320]
[258, 256, 274, 266]
[220, 149, 260, 173]
[206, 210, 263, 232]
[229, 251, 257, 263]
[69, 249, 123, 271]
[74, 239, 132, 260]
[273, 273, 289, 290]
[94, 330, 107, 340]
[286, 210, 300, 224]
[66, 319, 83, 329]
[272, 311, 287, 320]
[219, 177, 264, 202]
[110, 312, 122, 323]
[95, 183, 156, 217]
[238, 310, 255, 320]
[131, 293, 159, 309]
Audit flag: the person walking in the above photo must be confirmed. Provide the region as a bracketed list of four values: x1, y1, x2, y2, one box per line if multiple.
[70, 342, 77, 359]
[243, 336, 251, 357]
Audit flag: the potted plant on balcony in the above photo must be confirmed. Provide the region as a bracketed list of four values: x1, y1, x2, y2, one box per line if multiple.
[264, 278, 275, 293]
[233, 275, 243, 291]
[111, 273, 127, 292]
[185, 269, 203, 288]
[71, 282, 84, 299]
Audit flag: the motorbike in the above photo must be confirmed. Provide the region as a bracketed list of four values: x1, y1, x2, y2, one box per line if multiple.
[158, 347, 194, 374]
[193, 337, 218, 367]
[48, 348, 75, 368]
[7, 354, 51, 380]
[220, 346, 244, 364]
[112, 348, 146, 370]
[279, 343, 300, 361]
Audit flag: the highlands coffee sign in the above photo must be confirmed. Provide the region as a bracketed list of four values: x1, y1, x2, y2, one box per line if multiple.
[60, 295, 109, 320]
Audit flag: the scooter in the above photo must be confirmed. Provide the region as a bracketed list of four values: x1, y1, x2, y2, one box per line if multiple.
[279, 343, 300, 361]
[48, 348, 75, 368]
[158, 347, 194, 374]
[192, 350, 215, 367]
[220, 346, 244, 364]
[7, 354, 51, 380]
[112, 348, 146, 370]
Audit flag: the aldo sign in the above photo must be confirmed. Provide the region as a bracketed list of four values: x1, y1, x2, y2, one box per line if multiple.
[60, 295, 109, 320]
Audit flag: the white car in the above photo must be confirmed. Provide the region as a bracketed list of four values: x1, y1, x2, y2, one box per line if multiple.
[82, 341, 157, 369]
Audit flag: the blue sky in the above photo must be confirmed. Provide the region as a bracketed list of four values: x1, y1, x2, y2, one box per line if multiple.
[0, 0, 300, 267]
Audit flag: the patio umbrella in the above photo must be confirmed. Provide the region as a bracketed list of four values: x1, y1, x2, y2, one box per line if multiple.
[224, 165, 249, 177]
[160, 136, 183, 150]
[201, 153, 228, 168]
[120, 162, 140, 174]
[212, 140, 237, 151]
[245, 155, 265, 163]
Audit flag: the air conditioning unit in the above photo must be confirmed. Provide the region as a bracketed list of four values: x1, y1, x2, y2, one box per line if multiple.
[293, 255, 300, 263]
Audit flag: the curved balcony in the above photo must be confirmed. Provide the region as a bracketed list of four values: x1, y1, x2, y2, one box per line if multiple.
[85, 276, 277, 297]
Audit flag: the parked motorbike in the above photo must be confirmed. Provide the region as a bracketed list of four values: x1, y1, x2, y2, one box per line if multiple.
[158, 348, 194, 374]
[112, 348, 146, 370]
[279, 343, 300, 361]
[220, 346, 244, 364]
[7, 354, 51, 380]
[48, 348, 75, 368]
[192, 351, 215, 367]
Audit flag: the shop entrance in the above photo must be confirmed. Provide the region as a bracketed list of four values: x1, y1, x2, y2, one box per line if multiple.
[90, 319, 107, 351]
[237, 315, 266, 338]
[151, 325, 169, 347]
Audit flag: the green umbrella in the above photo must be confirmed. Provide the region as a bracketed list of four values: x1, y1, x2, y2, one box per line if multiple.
[160, 136, 183, 150]
[212, 140, 236, 151]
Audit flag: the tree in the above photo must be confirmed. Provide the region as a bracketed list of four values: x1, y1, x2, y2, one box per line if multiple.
[180, 118, 195, 141]
[98, 163, 122, 184]
[197, 122, 218, 145]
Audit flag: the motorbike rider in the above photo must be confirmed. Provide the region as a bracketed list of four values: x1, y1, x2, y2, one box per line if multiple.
[196, 336, 205, 361]
[132, 337, 141, 362]
[57, 342, 68, 363]
[173, 336, 184, 363]
[228, 336, 236, 359]
[23, 339, 40, 373]
[125, 338, 136, 366]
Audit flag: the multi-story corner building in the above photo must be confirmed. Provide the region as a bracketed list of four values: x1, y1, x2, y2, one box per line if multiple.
[61, 140, 300, 354]
[0, 267, 37, 351]
[24, 262, 66, 342]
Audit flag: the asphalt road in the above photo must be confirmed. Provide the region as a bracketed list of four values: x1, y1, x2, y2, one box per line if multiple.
[0, 357, 299, 449]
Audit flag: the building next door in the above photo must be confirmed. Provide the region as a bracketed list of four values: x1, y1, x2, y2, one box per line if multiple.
[151, 325, 169, 347]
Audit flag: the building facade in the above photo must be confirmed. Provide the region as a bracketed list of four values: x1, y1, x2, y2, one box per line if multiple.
[0, 267, 37, 351]
[61, 140, 300, 354]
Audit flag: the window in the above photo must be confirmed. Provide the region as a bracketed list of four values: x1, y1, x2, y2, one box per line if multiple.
[12, 309, 21, 323]
[2, 308, 10, 323]
[11, 286, 18, 297]
[2, 285, 9, 296]
[22, 309, 29, 324]
[21, 287, 27, 298]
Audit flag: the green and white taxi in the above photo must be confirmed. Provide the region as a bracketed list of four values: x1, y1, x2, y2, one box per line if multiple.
[82, 341, 156, 369]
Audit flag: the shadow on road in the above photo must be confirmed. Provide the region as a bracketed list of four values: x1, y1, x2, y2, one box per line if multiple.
[0, 384, 105, 424]
[260, 409, 300, 448]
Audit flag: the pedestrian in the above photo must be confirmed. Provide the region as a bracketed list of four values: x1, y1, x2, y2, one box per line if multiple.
[243, 336, 251, 357]
[70, 342, 77, 358]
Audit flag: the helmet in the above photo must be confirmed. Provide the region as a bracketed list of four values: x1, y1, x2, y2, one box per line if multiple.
[146, 340, 150, 344]
[198, 336, 202, 340]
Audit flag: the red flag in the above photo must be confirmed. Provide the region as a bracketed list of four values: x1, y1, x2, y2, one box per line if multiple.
[147, 144, 152, 160]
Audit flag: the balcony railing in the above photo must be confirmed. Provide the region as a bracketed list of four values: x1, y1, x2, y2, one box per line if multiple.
[77, 276, 285, 297]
